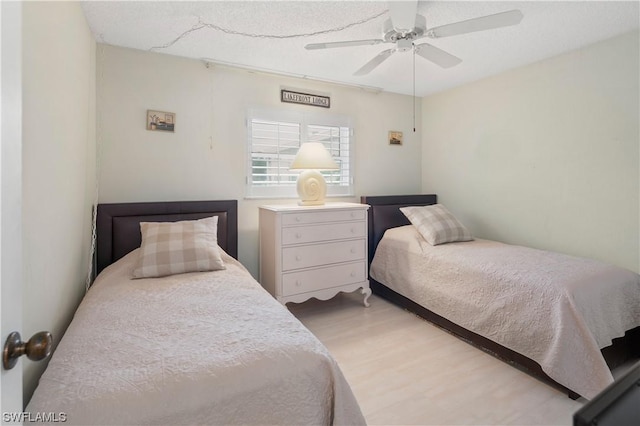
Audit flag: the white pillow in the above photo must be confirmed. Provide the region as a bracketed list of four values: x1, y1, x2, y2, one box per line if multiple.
[400, 204, 473, 246]
[132, 216, 225, 278]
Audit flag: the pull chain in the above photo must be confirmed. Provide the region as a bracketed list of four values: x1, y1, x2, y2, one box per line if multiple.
[413, 45, 416, 133]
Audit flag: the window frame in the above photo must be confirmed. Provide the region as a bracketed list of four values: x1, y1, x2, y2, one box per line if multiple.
[246, 108, 354, 199]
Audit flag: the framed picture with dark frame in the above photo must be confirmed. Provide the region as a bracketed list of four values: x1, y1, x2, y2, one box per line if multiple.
[147, 110, 175, 132]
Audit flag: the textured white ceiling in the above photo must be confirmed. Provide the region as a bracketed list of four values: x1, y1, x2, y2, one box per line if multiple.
[81, 1, 640, 96]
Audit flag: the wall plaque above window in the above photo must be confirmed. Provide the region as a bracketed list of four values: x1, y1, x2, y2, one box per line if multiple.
[281, 90, 330, 108]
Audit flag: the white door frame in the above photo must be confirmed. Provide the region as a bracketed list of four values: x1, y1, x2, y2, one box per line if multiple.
[1, 0, 24, 415]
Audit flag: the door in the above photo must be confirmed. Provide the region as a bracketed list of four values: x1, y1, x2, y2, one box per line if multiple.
[1, 0, 24, 414]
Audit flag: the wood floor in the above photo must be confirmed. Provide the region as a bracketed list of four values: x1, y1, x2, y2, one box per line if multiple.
[289, 292, 588, 426]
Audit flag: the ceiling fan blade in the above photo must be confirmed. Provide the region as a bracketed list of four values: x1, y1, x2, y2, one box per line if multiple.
[354, 49, 395, 76]
[415, 43, 462, 68]
[305, 39, 384, 50]
[388, 0, 418, 31]
[427, 9, 523, 38]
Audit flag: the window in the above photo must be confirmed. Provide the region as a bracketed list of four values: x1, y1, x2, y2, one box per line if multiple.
[247, 109, 353, 198]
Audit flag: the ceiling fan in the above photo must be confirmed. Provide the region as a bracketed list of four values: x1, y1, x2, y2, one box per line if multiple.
[305, 1, 523, 76]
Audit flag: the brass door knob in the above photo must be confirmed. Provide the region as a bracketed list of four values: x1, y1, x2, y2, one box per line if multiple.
[3, 331, 52, 370]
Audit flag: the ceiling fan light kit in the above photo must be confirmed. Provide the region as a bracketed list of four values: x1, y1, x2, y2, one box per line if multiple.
[305, 2, 524, 76]
[395, 38, 413, 53]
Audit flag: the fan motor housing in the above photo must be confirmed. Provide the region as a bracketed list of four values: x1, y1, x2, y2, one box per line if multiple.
[382, 16, 426, 44]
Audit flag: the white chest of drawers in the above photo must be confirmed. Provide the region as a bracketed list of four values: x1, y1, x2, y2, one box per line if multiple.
[259, 203, 371, 306]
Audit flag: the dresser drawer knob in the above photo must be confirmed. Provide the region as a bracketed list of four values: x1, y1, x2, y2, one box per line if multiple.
[296, 255, 301, 261]
[296, 233, 302, 239]
[350, 271, 356, 277]
[295, 216, 301, 222]
[295, 280, 302, 287]
[350, 248, 356, 254]
[350, 227, 355, 233]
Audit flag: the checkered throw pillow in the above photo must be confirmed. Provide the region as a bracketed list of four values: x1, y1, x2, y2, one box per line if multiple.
[132, 216, 225, 278]
[400, 204, 473, 246]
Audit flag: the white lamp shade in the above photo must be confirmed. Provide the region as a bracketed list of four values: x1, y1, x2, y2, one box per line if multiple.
[290, 142, 339, 170]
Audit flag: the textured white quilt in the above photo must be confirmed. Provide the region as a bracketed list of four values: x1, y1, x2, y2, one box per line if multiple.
[27, 250, 365, 425]
[371, 225, 640, 399]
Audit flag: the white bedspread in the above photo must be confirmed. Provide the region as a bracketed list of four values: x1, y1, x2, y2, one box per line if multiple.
[370, 225, 640, 399]
[27, 250, 365, 425]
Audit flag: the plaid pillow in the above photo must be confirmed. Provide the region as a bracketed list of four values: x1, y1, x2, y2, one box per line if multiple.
[132, 216, 225, 278]
[400, 204, 473, 246]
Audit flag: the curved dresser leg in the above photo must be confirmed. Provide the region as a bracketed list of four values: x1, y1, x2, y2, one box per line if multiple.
[361, 287, 372, 307]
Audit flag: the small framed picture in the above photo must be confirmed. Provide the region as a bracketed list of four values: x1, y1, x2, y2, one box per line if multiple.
[147, 110, 175, 132]
[389, 131, 403, 145]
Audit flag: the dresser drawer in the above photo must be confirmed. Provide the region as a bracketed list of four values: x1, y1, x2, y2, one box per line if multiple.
[282, 261, 367, 296]
[282, 239, 366, 271]
[282, 221, 366, 245]
[282, 209, 366, 226]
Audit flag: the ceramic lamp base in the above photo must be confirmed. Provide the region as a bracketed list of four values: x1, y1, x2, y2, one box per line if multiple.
[296, 169, 327, 206]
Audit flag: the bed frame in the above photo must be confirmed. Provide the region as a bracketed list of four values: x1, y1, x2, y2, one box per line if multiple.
[96, 200, 238, 275]
[361, 194, 640, 400]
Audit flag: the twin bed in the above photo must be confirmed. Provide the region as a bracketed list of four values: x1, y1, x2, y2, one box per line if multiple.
[27, 200, 365, 425]
[362, 194, 640, 400]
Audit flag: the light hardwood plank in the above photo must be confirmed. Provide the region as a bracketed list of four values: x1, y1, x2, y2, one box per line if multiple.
[289, 293, 589, 426]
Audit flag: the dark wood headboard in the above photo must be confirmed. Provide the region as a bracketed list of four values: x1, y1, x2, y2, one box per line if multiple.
[360, 194, 437, 264]
[96, 200, 238, 275]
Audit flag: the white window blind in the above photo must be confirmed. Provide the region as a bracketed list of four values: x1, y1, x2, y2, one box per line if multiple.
[247, 109, 353, 198]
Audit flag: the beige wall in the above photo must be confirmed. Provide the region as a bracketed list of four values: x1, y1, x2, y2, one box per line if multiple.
[422, 31, 639, 273]
[22, 1, 96, 404]
[97, 45, 422, 277]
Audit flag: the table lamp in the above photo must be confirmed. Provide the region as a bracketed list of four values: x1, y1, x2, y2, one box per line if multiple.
[290, 142, 339, 206]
